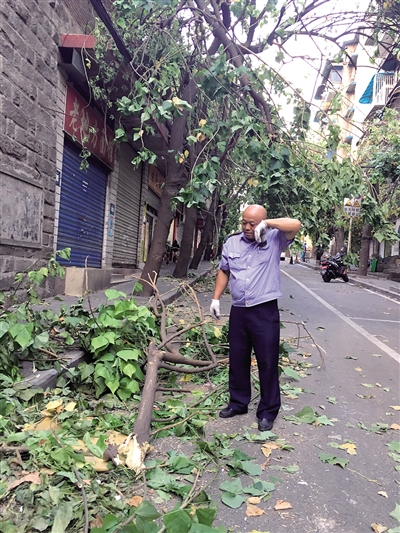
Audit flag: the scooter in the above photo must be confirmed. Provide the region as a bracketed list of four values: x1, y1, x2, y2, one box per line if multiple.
[320, 249, 349, 283]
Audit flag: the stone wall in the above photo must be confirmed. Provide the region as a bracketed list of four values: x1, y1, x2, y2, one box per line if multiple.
[0, 0, 84, 294]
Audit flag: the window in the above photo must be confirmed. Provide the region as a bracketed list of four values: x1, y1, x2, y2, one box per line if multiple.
[330, 68, 342, 83]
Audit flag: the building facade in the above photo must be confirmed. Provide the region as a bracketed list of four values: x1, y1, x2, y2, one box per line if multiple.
[1, 0, 165, 297]
[313, 32, 400, 271]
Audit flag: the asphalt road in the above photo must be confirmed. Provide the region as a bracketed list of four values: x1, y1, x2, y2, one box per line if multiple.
[187, 261, 400, 533]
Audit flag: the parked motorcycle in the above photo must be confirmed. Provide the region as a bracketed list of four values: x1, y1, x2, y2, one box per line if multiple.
[320, 249, 349, 283]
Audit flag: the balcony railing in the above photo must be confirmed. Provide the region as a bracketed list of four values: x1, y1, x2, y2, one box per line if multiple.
[373, 72, 396, 105]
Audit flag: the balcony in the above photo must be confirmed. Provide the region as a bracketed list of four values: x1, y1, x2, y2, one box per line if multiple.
[373, 72, 396, 105]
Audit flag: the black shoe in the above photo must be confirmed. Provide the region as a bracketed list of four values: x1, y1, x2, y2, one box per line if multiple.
[258, 418, 274, 431]
[219, 406, 248, 418]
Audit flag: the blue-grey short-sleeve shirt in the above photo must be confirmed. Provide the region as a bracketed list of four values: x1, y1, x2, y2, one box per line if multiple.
[219, 229, 292, 307]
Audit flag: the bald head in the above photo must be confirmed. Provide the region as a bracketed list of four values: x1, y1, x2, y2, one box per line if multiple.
[241, 204, 266, 241]
[243, 205, 266, 220]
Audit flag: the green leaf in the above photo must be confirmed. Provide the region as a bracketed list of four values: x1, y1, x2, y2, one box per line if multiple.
[135, 501, 160, 521]
[294, 406, 317, 424]
[390, 503, 400, 523]
[238, 460, 262, 476]
[163, 509, 192, 533]
[243, 480, 275, 495]
[51, 502, 74, 533]
[194, 507, 217, 527]
[190, 525, 227, 533]
[8, 323, 34, 349]
[105, 289, 127, 300]
[56, 248, 71, 260]
[231, 449, 254, 461]
[101, 513, 120, 530]
[388, 441, 400, 453]
[106, 378, 120, 395]
[284, 367, 301, 381]
[316, 415, 334, 426]
[318, 453, 349, 468]
[219, 479, 243, 494]
[79, 363, 95, 380]
[91, 334, 111, 353]
[121, 362, 137, 378]
[118, 349, 140, 362]
[120, 377, 140, 394]
[0, 321, 10, 338]
[220, 492, 247, 509]
[83, 432, 104, 458]
[30, 516, 49, 531]
[167, 452, 196, 474]
[33, 332, 50, 349]
[283, 464, 299, 474]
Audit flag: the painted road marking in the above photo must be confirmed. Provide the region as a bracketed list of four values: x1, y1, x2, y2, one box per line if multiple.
[282, 270, 400, 363]
[349, 318, 399, 323]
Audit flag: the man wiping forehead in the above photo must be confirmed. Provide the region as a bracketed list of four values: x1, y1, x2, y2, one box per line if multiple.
[210, 204, 301, 431]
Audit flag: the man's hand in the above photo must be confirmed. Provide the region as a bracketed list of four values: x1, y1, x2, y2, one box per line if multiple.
[254, 220, 268, 244]
[210, 299, 221, 320]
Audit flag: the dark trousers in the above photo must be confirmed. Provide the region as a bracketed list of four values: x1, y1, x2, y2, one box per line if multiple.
[228, 300, 281, 420]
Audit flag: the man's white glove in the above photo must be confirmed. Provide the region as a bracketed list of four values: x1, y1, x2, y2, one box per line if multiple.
[210, 299, 221, 320]
[254, 220, 268, 244]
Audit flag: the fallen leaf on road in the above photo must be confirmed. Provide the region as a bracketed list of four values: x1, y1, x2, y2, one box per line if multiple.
[274, 500, 292, 511]
[371, 523, 388, 533]
[390, 406, 400, 411]
[8, 471, 41, 491]
[390, 424, 400, 430]
[261, 443, 279, 457]
[246, 504, 265, 516]
[389, 503, 400, 522]
[247, 497, 261, 505]
[355, 367, 362, 372]
[65, 402, 76, 411]
[127, 495, 143, 507]
[362, 383, 374, 388]
[318, 453, 349, 468]
[377, 491, 388, 498]
[339, 443, 357, 455]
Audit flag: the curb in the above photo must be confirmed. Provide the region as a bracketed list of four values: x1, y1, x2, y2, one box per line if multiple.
[20, 268, 213, 390]
[347, 277, 400, 300]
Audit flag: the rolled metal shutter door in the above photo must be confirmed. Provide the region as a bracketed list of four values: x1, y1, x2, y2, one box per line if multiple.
[112, 144, 142, 268]
[57, 141, 108, 267]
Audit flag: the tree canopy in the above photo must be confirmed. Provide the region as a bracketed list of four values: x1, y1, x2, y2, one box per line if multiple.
[86, 0, 399, 284]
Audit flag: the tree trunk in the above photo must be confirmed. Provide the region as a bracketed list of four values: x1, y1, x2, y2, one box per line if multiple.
[139, 78, 198, 296]
[173, 206, 197, 278]
[334, 227, 345, 253]
[189, 191, 219, 269]
[357, 223, 372, 276]
[203, 241, 213, 261]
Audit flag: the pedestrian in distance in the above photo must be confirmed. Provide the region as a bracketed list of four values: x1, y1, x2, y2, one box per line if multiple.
[171, 239, 180, 263]
[210, 204, 301, 431]
[315, 243, 323, 265]
[301, 242, 306, 262]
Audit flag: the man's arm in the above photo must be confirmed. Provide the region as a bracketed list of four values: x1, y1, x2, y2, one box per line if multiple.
[213, 269, 230, 299]
[264, 217, 301, 241]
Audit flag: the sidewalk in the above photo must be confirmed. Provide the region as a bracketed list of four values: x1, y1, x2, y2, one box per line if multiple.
[22, 260, 214, 388]
[298, 259, 400, 299]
